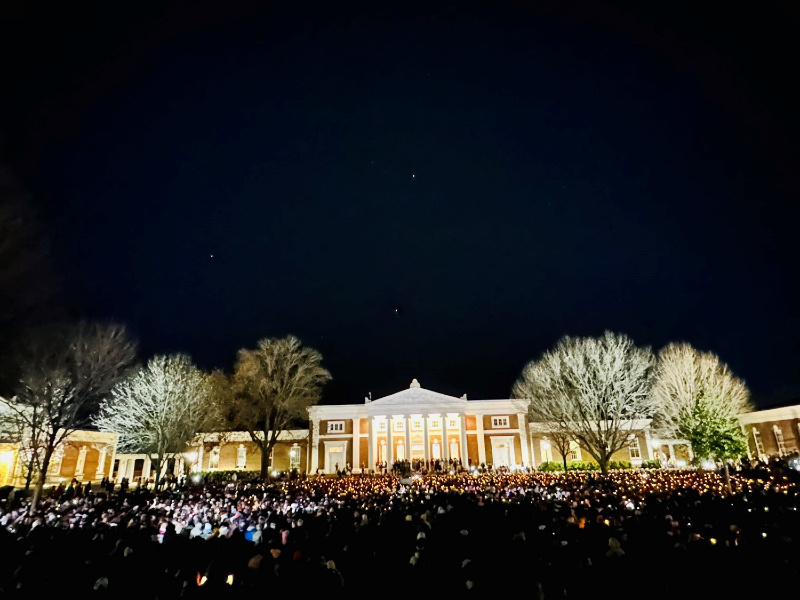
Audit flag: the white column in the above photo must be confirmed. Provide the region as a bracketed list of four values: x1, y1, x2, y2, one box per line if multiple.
[404, 416, 410, 462]
[517, 413, 530, 467]
[460, 414, 468, 464]
[352, 418, 361, 470]
[687, 444, 694, 461]
[143, 456, 152, 481]
[126, 457, 136, 480]
[387, 418, 394, 466]
[116, 458, 127, 483]
[108, 443, 117, 481]
[423, 416, 430, 462]
[368, 418, 375, 470]
[643, 429, 654, 460]
[667, 443, 675, 461]
[96, 446, 108, 479]
[196, 444, 204, 473]
[75, 446, 88, 480]
[442, 416, 449, 461]
[476, 415, 487, 465]
[310, 419, 320, 473]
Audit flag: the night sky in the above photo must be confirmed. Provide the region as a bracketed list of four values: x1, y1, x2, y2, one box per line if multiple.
[2, 1, 799, 407]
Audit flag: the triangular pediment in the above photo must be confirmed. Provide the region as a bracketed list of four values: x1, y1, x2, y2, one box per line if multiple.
[370, 387, 467, 406]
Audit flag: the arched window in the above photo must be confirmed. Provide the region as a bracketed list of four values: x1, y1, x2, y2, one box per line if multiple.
[236, 444, 247, 470]
[450, 438, 459, 460]
[379, 440, 387, 463]
[208, 446, 220, 470]
[432, 440, 441, 460]
[289, 444, 301, 469]
[396, 439, 405, 461]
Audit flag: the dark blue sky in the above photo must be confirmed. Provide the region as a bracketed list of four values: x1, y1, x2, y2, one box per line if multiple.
[2, 1, 798, 406]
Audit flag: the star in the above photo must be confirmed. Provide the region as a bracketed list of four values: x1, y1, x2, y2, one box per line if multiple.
[210, 254, 214, 258]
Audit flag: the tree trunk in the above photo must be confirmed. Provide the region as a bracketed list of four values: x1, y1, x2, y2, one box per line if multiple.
[24, 453, 36, 491]
[723, 462, 732, 495]
[154, 454, 163, 486]
[598, 456, 610, 474]
[32, 443, 54, 509]
[562, 454, 568, 471]
[260, 444, 270, 479]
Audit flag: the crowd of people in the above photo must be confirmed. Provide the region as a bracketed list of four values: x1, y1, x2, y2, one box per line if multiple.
[1, 462, 799, 599]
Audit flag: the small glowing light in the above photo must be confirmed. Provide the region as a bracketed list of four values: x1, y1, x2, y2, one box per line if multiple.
[764, 507, 769, 512]
[199, 576, 208, 586]
[272, 470, 278, 477]
[701, 460, 715, 470]
[762, 532, 767, 538]
[226, 574, 234, 585]
[710, 538, 717, 545]
[603, 519, 610, 526]
[192, 475, 201, 483]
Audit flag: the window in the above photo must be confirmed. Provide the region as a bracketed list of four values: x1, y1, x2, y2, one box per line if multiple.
[448, 418, 458, 429]
[429, 419, 441, 430]
[492, 416, 510, 428]
[236, 444, 247, 470]
[411, 419, 423, 431]
[568, 440, 581, 461]
[394, 419, 405, 432]
[208, 446, 220, 470]
[396, 440, 405, 460]
[289, 445, 301, 469]
[376, 420, 387, 432]
[431, 440, 441, 459]
[327, 421, 345, 433]
[774, 426, 787, 456]
[628, 436, 641, 460]
[752, 428, 765, 456]
[450, 438, 460, 459]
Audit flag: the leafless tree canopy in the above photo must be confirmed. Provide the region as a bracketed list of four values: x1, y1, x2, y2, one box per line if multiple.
[513, 331, 656, 472]
[94, 354, 217, 482]
[223, 335, 331, 477]
[651, 343, 752, 439]
[5, 321, 136, 503]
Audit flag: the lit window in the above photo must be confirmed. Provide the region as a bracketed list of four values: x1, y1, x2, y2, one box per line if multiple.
[394, 419, 405, 432]
[568, 440, 581, 461]
[492, 416, 510, 428]
[327, 421, 345, 433]
[774, 426, 787, 456]
[377, 420, 387, 432]
[411, 419, 422, 431]
[752, 428, 765, 456]
[448, 418, 458, 429]
[628, 436, 641, 460]
[236, 444, 247, 469]
[208, 446, 220, 470]
[289, 445, 301, 469]
[429, 419, 441, 430]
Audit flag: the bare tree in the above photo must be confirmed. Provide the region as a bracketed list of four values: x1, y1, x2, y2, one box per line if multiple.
[514, 331, 656, 473]
[94, 355, 218, 485]
[0, 397, 48, 489]
[651, 343, 752, 491]
[6, 322, 136, 505]
[222, 336, 331, 478]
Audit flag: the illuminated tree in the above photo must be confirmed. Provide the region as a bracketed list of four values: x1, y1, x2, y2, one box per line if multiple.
[4, 322, 136, 505]
[221, 336, 331, 478]
[94, 355, 219, 484]
[513, 332, 656, 473]
[651, 343, 752, 491]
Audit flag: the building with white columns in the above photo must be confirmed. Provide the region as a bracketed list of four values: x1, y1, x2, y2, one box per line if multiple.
[308, 379, 532, 474]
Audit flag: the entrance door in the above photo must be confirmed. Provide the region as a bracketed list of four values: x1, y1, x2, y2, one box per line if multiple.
[327, 446, 346, 474]
[491, 438, 514, 467]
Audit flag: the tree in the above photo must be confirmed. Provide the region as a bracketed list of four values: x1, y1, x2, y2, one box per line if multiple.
[651, 343, 752, 491]
[222, 336, 331, 478]
[513, 331, 656, 473]
[94, 355, 219, 484]
[3, 322, 136, 505]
